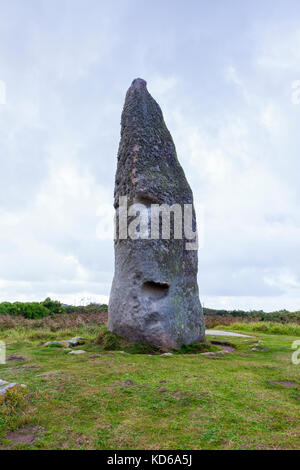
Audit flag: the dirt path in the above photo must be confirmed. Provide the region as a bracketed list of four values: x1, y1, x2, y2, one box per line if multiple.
[206, 329, 252, 337]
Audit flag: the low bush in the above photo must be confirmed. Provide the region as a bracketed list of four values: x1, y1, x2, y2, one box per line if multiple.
[0, 299, 109, 319]
[102, 330, 121, 350]
[204, 307, 300, 325]
[0, 302, 49, 319]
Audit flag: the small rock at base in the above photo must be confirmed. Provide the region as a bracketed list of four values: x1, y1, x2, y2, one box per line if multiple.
[69, 337, 85, 346]
[44, 337, 85, 348]
[68, 350, 86, 355]
[0, 383, 23, 401]
[200, 352, 223, 358]
[0, 379, 9, 386]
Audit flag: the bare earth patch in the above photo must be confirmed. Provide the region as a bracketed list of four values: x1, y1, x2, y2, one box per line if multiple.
[211, 341, 236, 353]
[269, 380, 300, 388]
[13, 365, 38, 371]
[171, 390, 194, 400]
[37, 370, 65, 378]
[158, 388, 208, 401]
[7, 354, 31, 362]
[112, 380, 136, 387]
[6, 425, 44, 445]
[200, 351, 226, 358]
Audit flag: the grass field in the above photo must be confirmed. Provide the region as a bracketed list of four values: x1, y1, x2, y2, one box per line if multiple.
[0, 313, 299, 450]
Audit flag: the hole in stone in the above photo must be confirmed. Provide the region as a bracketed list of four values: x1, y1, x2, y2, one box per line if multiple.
[142, 281, 170, 299]
[135, 194, 158, 206]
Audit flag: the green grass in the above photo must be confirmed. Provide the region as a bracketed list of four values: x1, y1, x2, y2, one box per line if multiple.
[0, 319, 300, 450]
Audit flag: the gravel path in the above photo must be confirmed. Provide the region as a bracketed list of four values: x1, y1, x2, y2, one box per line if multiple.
[206, 329, 252, 338]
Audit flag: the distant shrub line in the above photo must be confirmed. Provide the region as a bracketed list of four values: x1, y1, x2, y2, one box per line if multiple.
[0, 300, 299, 324]
[0, 298, 108, 319]
[203, 307, 300, 326]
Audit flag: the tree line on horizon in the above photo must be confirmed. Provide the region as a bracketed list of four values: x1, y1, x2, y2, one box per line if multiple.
[0, 298, 299, 323]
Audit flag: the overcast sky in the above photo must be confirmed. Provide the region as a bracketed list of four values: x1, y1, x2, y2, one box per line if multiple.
[1, 0, 300, 311]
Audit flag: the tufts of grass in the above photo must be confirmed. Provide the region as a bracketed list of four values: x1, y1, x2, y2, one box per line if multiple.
[1, 387, 27, 410]
[46, 343, 64, 349]
[0, 387, 37, 444]
[95, 327, 218, 355]
[95, 328, 159, 354]
[0, 387, 29, 429]
[173, 342, 219, 354]
[125, 342, 160, 354]
[102, 330, 120, 350]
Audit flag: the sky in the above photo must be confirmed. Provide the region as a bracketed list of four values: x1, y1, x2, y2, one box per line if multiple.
[1, 0, 300, 311]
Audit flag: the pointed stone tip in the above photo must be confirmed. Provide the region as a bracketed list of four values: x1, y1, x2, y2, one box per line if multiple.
[131, 78, 147, 90]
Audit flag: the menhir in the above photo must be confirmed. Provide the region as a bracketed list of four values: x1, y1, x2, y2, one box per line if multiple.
[108, 78, 205, 349]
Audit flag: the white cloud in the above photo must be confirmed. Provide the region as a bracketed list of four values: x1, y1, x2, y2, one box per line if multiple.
[0, 155, 113, 301]
[0, 2, 300, 312]
[225, 65, 251, 102]
[165, 55, 300, 309]
[260, 103, 281, 133]
[150, 76, 179, 97]
[256, 28, 300, 71]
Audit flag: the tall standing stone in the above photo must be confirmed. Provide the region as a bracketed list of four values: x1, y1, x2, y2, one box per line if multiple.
[108, 78, 205, 349]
